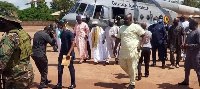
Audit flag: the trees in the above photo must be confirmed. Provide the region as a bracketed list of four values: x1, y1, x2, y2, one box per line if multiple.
[0, 1, 18, 15]
[182, 0, 200, 8]
[18, 0, 55, 20]
[50, 0, 75, 19]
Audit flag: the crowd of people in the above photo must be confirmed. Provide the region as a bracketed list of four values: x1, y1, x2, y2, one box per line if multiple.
[0, 11, 200, 89]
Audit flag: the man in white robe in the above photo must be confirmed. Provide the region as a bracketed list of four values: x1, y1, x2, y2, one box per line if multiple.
[103, 19, 119, 65]
[88, 21, 105, 64]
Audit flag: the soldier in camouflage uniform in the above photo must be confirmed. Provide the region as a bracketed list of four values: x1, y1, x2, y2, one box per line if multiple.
[0, 12, 34, 89]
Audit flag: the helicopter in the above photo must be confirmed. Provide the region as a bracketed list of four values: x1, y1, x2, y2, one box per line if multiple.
[62, 0, 200, 28]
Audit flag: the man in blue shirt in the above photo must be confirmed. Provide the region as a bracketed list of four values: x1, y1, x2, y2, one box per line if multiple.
[149, 15, 167, 69]
[54, 22, 76, 89]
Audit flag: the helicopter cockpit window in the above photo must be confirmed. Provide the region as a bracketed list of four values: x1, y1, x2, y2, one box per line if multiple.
[84, 4, 95, 17]
[69, 3, 80, 13]
[76, 3, 87, 15]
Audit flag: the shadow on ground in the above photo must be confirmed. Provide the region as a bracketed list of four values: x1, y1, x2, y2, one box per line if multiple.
[114, 73, 129, 79]
[30, 82, 68, 88]
[94, 82, 128, 89]
[73, 60, 118, 66]
[157, 83, 193, 89]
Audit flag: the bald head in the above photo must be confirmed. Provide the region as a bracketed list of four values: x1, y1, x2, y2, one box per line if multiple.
[180, 15, 186, 22]
[55, 19, 59, 23]
[124, 14, 133, 26]
[153, 17, 158, 20]
[126, 14, 132, 20]
[76, 16, 82, 24]
[109, 19, 115, 27]
[141, 23, 147, 30]
[134, 18, 138, 24]
[189, 19, 199, 30]
[173, 18, 179, 26]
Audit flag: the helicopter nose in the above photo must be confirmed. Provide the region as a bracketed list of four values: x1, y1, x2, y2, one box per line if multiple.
[62, 13, 77, 23]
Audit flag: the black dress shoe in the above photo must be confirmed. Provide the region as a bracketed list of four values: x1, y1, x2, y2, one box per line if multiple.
[86, 58, 91, 60]
[45, 80, 52, 84]
[162, 64, 165, 69]
[47, 80, 52, 83]
[105, 62, 109, 65]
[178, 82, 189, 86]
[127, 85, 135, 89]
[68, 85, 76, 89]
[115, 61, 119, 65]
[53, 84, 62, 89]
[39, 84, 48, 88]
[83, 59, 87, 62]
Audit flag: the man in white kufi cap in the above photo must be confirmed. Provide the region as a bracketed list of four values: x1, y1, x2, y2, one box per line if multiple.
[88, 21, 105, 64]
[103, 19, 120, 65]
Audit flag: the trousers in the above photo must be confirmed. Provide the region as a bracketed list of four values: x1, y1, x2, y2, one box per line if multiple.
[152, 44, 166, 64]
[170, 44, 181, 65]
[57, 54, 75, 86]
[119, 57, 138, 85]
[87, 41, 91, 59]
[138, 47, 151, 75]
[184, 69, 200, 85]
[32, 56, 48, 85]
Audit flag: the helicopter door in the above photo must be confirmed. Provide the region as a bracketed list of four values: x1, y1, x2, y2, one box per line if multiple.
[112, 7, 125, 19]
[94, 5, 103, 19]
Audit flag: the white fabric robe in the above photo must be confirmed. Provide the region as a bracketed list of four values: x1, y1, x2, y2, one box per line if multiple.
[89, 27, 105, 62]
[56, 28, 62, 53]
[104, 26, 119, 60]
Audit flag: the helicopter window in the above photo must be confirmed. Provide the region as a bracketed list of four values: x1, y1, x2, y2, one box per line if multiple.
[84, 4, 95, 17]
[94, 5, 103, 19]
[69, 3, 80, 13]
[76, 3, 87, 15]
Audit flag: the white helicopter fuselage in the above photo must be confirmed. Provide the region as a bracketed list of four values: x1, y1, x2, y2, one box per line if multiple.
[62, 0, 199, 27]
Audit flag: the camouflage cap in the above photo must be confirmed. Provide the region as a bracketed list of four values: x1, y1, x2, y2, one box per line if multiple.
[0, 10, 21, 23]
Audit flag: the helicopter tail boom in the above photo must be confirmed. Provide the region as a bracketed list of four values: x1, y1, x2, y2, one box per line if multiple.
[156, 0, 200, 15]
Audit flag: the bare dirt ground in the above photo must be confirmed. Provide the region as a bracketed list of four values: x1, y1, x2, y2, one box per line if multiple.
[1, 26, 199, 89]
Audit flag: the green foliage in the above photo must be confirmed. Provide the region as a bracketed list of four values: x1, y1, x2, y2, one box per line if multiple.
[182, 0, 200, 8]
[18, 0, 55, 20]
[0, 1, 18, 15]
[50, 0, 75, 18]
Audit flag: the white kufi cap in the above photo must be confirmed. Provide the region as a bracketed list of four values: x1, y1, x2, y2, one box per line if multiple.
[92, 21, 98, 24]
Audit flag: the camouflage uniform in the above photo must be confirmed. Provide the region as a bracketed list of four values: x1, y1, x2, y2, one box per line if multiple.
[0, 29, 34, 89]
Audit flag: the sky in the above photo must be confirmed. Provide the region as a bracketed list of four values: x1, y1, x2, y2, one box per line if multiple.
[0, 0, 52, 10]
[0, 0, 184, 10]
